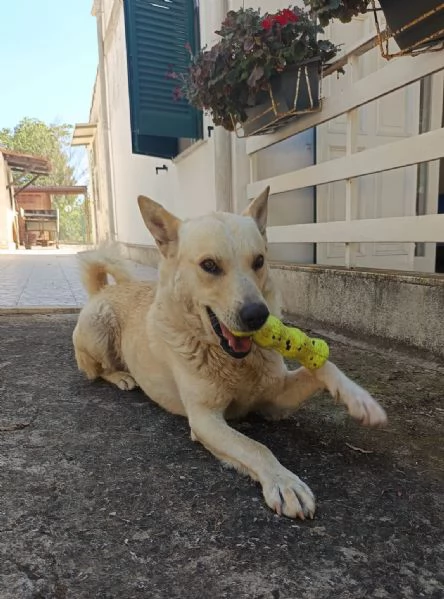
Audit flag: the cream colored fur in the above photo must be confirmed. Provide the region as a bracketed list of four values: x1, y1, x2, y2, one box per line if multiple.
[73, 188, 387, 519]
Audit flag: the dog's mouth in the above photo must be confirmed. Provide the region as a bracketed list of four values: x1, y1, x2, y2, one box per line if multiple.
[206, 307, 253, 359]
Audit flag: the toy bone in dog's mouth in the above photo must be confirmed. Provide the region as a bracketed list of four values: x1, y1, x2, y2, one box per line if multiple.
[231, 315, 329, 370]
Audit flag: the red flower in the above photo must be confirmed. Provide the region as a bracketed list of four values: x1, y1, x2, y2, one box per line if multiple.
[261, 16, 273, 30]
[261, 9, 298, 30]
[273, 9, 299, 26]
[282, 8, 298, 23]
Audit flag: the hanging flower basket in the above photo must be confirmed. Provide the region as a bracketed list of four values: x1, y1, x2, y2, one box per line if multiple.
[169, 6, 339, 136]
[237, 58, 321, 137]
[304, 1, 444, 58]
[374, 0, 444, 58]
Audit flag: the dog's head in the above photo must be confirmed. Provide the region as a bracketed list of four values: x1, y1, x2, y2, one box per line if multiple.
[138, 187, 278, 359]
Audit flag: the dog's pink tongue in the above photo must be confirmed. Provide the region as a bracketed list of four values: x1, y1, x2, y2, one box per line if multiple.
[220, 323, 252, 353]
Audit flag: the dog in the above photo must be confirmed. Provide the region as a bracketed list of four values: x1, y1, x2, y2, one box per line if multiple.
[73, 187, 387, 519]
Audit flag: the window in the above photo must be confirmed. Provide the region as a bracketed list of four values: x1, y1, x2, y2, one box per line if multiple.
[123, 0, 202, 159]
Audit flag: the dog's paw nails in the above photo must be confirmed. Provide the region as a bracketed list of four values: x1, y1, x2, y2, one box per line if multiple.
[117, 374, 137, 391]
[263, 470, 315, 520]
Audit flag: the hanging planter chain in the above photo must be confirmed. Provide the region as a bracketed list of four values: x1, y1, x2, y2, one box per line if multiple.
[371, 0, 444, 60]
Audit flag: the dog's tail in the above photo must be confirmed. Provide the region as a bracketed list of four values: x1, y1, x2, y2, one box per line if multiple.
[78, 247, 133, 297]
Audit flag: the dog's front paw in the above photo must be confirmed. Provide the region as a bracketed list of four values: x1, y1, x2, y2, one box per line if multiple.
[262, 468, 315, 520]
[117, 373, 137, 391]
[337, 378, 387, 427]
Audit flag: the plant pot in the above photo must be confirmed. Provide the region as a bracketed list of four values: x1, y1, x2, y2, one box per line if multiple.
[379, 0, 444, 51]
[240, 58, 321, 137]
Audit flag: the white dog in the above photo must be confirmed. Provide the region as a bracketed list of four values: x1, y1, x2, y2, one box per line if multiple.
[73, 188, 387, 519]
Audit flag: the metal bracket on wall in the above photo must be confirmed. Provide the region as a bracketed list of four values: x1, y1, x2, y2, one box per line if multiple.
[155, 165, 168, 175]
[13, 174, 41, 196]
[207, 126, 214, 138]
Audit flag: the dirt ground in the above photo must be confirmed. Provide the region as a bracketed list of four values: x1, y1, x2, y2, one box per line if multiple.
[0, 314, 443, 599]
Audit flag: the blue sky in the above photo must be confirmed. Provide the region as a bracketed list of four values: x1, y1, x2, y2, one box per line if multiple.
[0, 0, 98, 131]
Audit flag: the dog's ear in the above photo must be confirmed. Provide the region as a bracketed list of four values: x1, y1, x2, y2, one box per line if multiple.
[242, 186, 270, 236]
[137, 195, 182, 258]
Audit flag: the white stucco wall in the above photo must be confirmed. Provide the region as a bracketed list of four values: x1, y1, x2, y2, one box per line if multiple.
[96, 1, 219, 248]
[89, 76, 110, 242]
[102, 0, 114, 30]
[230, 0, 304, 11]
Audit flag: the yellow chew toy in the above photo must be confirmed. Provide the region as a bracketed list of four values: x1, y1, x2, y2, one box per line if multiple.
[233, 315, 329, 370]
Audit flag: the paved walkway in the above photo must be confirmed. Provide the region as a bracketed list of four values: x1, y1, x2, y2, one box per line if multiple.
[0, 248, 157, 310]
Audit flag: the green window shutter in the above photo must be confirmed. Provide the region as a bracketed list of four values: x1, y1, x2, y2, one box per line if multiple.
[124, 0, 202, 159]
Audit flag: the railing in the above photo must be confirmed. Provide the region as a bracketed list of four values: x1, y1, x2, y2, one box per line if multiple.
[246, 30, 444, 269]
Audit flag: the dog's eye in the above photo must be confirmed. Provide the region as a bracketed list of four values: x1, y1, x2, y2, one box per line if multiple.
[200, 259, 222, 275]
[252, 254, 265, 271]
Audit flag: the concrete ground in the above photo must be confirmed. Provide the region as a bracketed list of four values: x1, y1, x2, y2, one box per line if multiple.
[0, 250, 443, 598]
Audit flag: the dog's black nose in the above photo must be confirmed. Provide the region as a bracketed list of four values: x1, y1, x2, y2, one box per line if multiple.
[239, 302, 269, 331]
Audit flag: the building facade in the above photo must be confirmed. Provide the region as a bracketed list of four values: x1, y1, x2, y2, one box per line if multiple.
[73, 0, 444, 354]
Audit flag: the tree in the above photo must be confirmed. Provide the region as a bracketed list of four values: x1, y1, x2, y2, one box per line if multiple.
[0, 118, 88, 243]
[52, 196, 86, 241]
[0, 118, 76, 187]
